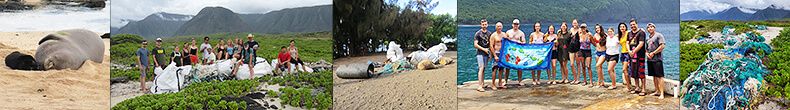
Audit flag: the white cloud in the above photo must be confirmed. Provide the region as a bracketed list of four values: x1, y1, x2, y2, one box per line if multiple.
[682, 0, 790, 14]
[110, 0, 331, 28]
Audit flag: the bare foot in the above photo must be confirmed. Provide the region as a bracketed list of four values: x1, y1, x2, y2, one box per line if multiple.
[594, 85, 601, 88]
[477, 87, 486, 92]
[490, 86, 498, 91]
[519, 83, 525, 86]
[658, 95, 664, 99]
[607, 86, 616, 90]
[532, 81, 537, 85]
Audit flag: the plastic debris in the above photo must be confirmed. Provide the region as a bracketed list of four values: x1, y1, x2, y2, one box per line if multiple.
[680, 48, 769, 110]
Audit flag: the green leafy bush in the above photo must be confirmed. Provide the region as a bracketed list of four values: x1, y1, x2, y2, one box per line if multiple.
[764, 27, 790, 99]
[679, 43, 724, 82]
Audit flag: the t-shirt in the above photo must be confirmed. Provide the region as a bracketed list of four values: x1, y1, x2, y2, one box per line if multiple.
[171, 51, 182, 66]
[628, 29, 647, 59]
[647, 32, 665, 61]
[136, 48, 149, 67]
[246, 41, 259, 58]
[605, 35, 620, 55]
[278, 52, 291, 62]
[152, 46, 167, 66]
[200, 43, 212, 58]
[474, 29, 491, 55]
[619, 30, 630, 53]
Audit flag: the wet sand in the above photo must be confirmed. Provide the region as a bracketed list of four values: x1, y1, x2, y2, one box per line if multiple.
[0, 31, 110, 109]
[458, 80, 679, 110]
[333, 51, 457, 109]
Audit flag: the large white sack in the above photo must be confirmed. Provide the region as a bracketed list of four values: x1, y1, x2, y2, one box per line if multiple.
[426, 43, 447, 57]
[212, 59, 235, 75]
[236, 57, 275, 79]
[270, 59, 313, 75]
[386, 41, 404, 62]
[408, 51, 440, 64]
[150, 63, 191, 94]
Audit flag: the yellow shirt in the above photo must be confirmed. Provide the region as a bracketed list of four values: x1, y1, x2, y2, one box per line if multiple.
[619, 30, 630, 53]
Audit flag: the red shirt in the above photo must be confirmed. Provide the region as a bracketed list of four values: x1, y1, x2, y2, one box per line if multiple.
[278, 52, 291, 62]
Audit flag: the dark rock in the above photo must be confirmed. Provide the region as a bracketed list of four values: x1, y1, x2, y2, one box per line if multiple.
[111, 77, 130, 84]
[245, 92, 265, 99]
[82, 1, 105, 8]
[269, 105, 278, 109]
[101, 33, 110, 39]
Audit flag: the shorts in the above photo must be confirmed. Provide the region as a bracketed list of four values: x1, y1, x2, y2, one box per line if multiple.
[290, 58, 304, 65]
[605, 54, 619, 62]
[577, 50, 592, 57]
[595, 51, 606, 57]
[551, 50, 557, 59]
[629, 57, 646, 79]
[140, 67, 148, 77]
[476, 54, 488, 67]
[619, 53, 630, 62]
[647, 60, 664, 77]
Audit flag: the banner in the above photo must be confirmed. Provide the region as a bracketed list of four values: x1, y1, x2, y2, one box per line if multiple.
[496, 39, 553, 71]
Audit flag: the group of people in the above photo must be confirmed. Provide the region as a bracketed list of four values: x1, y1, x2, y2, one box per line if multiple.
[135, 34, 307, 93]
[474, 18, 666, 99]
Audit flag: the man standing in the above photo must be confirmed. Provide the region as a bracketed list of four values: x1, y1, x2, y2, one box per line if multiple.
[490, 22, 509, 89]
[200, 36, 212, 65]
[474, 19, 491, 92]
[506, 19, 527, 86]
[646, 23, 666, 99]
[152, 38, 167, 68]
[289, 40, 307, 73]
[627, 19, 647, 96]
[136, 41, 150, 93]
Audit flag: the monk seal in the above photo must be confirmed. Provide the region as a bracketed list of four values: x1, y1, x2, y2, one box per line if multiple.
[35, 29, 104, 70]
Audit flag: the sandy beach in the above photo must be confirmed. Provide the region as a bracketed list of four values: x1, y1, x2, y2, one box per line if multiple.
[683, 26, 784, 44]
[333, 51, 458, 109]
[0, 31, 110, 109]
[457, 80, 679, 110]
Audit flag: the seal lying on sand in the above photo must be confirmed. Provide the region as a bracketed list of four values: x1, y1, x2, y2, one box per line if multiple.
[35, 29, 104, 70]
[5, 51, 40, 70]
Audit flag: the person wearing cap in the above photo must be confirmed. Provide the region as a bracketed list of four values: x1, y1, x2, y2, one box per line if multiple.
[489, 21, 509, 90]
[245, 34, 260, 59]
[528, 22, 544, 86]
[289, 40, 307, 73]
[136, 41, 150, 93]
[577, 23, 594, 87]
[474, 19, 491, 92]
[232, 42, 256, 78]
[152, 38, 167, 68]
[645, 23, 665, 99]
[506, 19, 527, 86]
[200, 36, 213, 64]
[627, 18, 647, 96]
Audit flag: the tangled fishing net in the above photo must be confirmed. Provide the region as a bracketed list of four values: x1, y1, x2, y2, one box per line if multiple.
[698, 26, 773, 56]
[680, 48, 770, 110]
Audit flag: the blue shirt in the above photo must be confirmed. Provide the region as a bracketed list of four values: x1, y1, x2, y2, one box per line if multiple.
[137, 48, 149, 67]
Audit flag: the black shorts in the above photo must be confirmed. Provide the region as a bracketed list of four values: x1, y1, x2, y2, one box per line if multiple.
[577, 50, 592, 57]
[647, 60, 664, 77]
[290, 58, 304, 65]
[605, 54, 619, 62]
[551, 50, 557, 59]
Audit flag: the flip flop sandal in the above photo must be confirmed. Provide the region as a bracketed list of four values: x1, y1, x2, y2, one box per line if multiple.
[477, 87, 486, 92]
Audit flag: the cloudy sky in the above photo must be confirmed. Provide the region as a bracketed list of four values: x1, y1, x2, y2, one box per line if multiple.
[681, 0, 790, 14]
[110, 0, 332, 28]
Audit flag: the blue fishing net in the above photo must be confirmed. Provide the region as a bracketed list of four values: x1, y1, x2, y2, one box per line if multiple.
[681, 48, 768, 110]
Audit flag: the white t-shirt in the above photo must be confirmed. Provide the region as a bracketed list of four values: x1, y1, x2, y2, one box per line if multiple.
[200, 43, 212, 58]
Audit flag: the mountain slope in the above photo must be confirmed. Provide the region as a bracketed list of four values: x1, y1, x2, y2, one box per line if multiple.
[241, 5, 332, 34]
[172, 7, 254, 37]
[707, 7, 751, 21]
[681, 10, 712, 21]
[748, 5, 790, 21]
[114, 12, 193, 39]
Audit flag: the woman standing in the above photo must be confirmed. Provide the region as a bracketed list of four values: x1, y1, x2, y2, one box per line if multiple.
[592, 24, 607, 88]
[617, 22, 633, 91]
[568, 19, 581, 84]
[182, 43, 192, 66]
[578, 23, 593, 87]
[545, 25, 558, 84]
[190, 39, 199, 64]
[605, 27, 620, 90]
[529, 22, 544, 85]
[557, 22, 572, 84]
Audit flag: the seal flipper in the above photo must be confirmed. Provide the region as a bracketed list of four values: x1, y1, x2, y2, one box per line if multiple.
[38, 33, 67, 45]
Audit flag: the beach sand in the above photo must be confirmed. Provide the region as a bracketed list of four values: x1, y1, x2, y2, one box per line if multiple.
[0, 31, 110, 109]
[683, 26, 785, 44]
[458, 80, 679, 110]
[333, 51, 458, 110]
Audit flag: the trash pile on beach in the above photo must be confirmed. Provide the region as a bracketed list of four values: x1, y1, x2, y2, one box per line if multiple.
[680, 48, 770, 110]
[336, 42, 454, 79]
[697, 26, 773, 56]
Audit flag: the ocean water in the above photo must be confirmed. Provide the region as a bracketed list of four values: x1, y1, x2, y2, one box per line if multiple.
[0, 2, 110, 32]
[457, 23, 680, 84]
